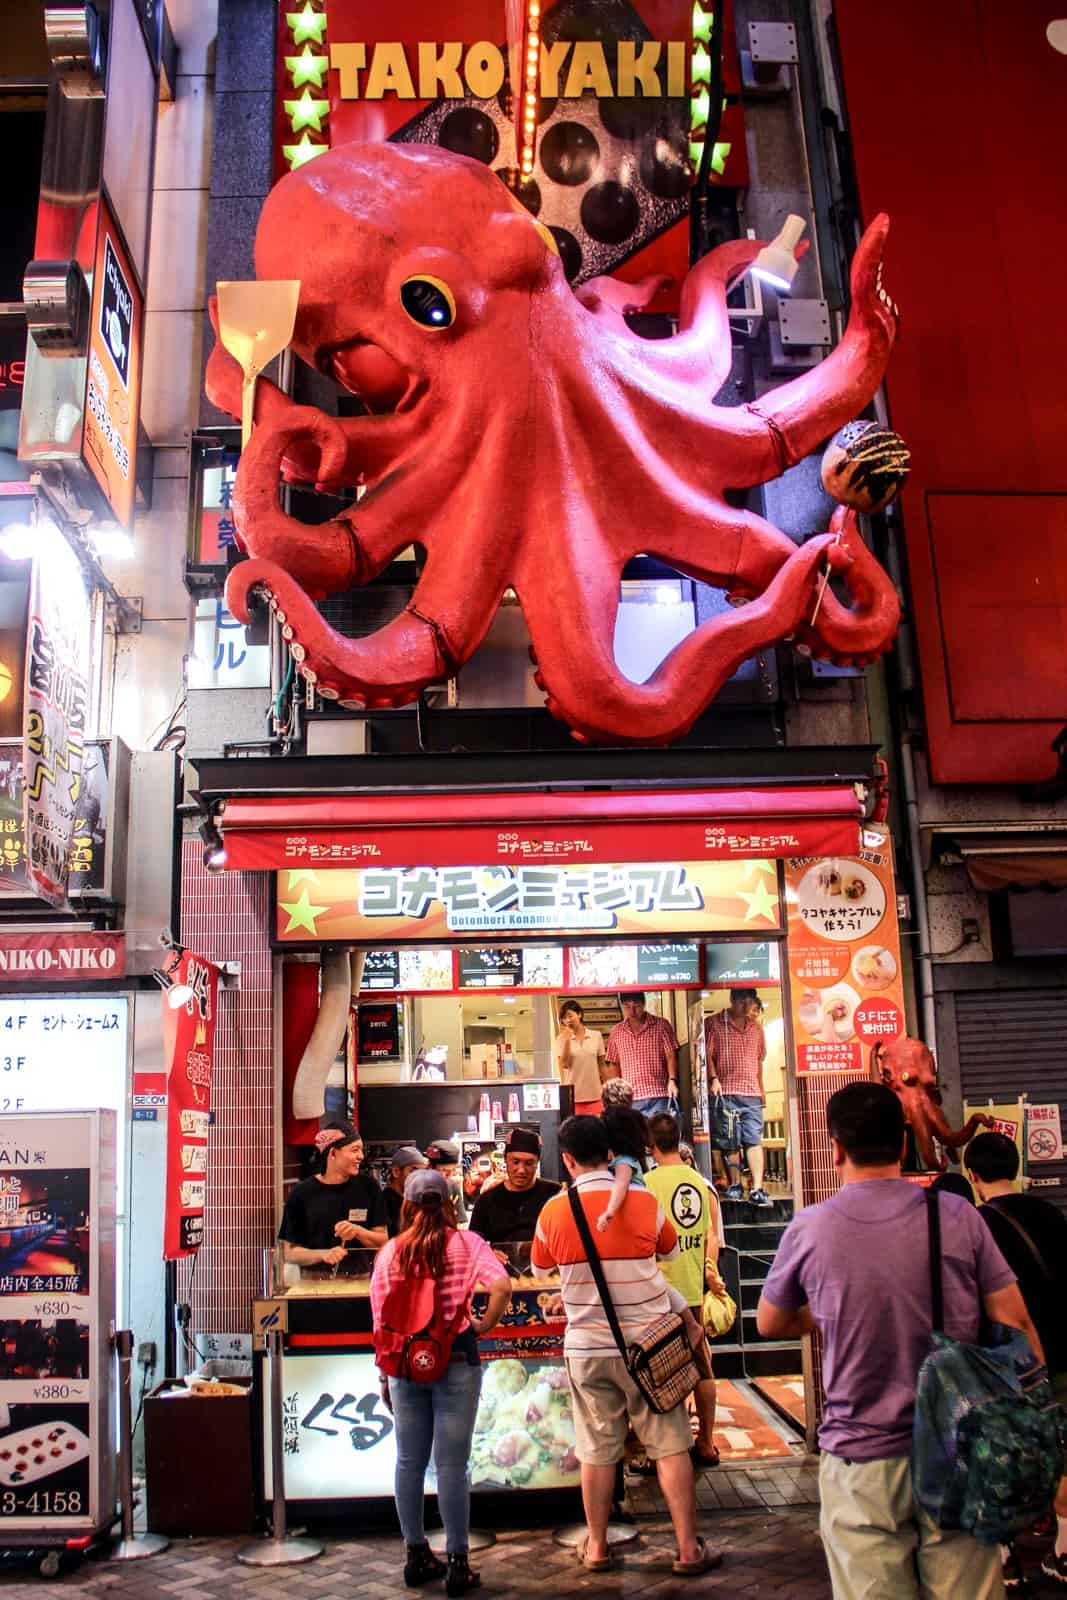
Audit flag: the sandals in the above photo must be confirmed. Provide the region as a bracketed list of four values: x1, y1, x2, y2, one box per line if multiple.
[575, 1534, 613, 1572]
[672, 1535, 724, 1576]
[690, 1444, 721, 1468]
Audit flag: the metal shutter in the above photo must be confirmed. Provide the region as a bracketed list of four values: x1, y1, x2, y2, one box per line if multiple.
[956, 988, 1067, 1209]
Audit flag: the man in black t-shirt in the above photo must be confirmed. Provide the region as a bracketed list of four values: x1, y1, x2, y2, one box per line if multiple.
[966, 1131, 1067, 1589]
[468, 1126, 559, 1252]
[279, 1128, 388, 1266]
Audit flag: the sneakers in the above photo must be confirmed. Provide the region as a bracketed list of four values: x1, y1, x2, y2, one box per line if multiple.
[724, 1184, 745, 1201]
[1041, 1550, 1067, 1585]
[749, 1188, 773, 1207]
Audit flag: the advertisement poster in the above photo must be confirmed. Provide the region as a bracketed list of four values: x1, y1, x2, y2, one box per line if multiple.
[163, 954, 220, 1259]
[22, 536, 92, 908]
[355, 1003, 401, 1061]
[83, 201, 143, 528]
[266, 1350, 579, 1499]
[0, 1112, 112, 1529]
[784, 826, 906, 1075]
[0, 740, 112, 901]
[273, 1, 747, 301]
[277, 859, 780, 943]
[964, 1099, 1024, 1191]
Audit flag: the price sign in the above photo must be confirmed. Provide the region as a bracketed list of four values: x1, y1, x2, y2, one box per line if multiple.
[636, 943, 700, 985]
[360, 950, 400, 990]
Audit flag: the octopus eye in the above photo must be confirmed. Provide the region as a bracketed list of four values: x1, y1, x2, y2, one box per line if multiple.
[400, 276, 455, 330]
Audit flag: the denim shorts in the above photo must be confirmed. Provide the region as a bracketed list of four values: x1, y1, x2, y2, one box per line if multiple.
[715, 1094, 764, 1149]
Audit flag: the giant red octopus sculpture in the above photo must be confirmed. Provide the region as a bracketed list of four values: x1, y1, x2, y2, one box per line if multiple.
[873, 1036, 993, 1171]
[207, 142, 903, 745]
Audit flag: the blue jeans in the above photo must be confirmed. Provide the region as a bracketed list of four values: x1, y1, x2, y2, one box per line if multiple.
[388, 1362, 483, 1555]
[634, 1095, 673, 1117]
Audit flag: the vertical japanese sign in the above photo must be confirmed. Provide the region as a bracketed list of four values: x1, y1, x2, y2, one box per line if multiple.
[23, 534, 92, 908]
[163, 954, 220, 1259]
[784, 825, 906, 1075]
[83, 201, 143, 529]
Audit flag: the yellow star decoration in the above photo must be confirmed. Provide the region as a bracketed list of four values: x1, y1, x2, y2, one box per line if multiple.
[286, 46, 329, 89]
[284, 869, 321, 890]
[738, 878, 778, 924]
[285, 89, 329, 133]
[279, 885, 329, 935]
[283, 132, 328, 171]
[286, 3, 326, 46]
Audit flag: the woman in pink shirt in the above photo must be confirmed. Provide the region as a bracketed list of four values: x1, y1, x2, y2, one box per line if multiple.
[371, 1169, 510, 1595]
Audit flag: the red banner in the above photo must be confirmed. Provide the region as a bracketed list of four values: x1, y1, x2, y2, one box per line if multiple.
[163, 952, 220, 1260]
[0, 929, 125, 979]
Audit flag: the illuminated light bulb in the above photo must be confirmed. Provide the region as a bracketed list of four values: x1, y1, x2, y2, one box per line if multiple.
[89, 523, 134, 560]
[168, 982, 196, 1010]
[0, 523, 38, 560]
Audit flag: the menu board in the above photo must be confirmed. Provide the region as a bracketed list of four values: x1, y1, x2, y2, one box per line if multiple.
[276, 860, 780, 943]
[704, 941, 781, 986]
[359, 950, 400, 990]
[0, 1111, 114, 1531]
[784, 826, 906, 1074]
[566, 942, 700, 990]
[397, 949, 452, 991]
[458, 947, 564, 990]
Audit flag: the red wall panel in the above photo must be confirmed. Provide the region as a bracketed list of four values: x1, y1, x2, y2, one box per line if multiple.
[834, 1, 1067, 783]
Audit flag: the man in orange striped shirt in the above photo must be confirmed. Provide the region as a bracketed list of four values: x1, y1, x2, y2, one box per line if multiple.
[532, 1116, 721, 1576]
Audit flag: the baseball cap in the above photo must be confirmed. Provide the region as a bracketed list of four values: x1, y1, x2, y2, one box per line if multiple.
[426, 1140, 459, 1165]
[506, 1126, 541, 1156]
[404, 1167, 450, 1204]
[390, 1146, 427, 1170]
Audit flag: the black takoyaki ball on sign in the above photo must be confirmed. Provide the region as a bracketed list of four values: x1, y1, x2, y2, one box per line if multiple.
[821, 420, 911, 515]
[540, 121, 601, 186]
[439, 107, 499, 165]
[581, 179, 639, 244]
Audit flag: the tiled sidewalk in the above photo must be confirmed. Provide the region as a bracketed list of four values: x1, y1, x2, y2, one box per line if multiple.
[0, 1504, 833, 1598]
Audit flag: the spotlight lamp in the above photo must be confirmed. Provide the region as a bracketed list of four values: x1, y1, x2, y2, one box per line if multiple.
[750, 214, 807, 292]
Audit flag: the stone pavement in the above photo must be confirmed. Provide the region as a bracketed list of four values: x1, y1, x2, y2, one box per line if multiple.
[0, 1504, 834, 1598]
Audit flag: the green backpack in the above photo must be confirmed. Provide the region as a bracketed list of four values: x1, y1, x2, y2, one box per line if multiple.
[911, 1190, 1065, 1545]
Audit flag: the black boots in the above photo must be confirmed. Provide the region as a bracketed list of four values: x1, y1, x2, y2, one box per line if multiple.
[444, 1551, 480, 1596]
[403, 1542, 447, 1587]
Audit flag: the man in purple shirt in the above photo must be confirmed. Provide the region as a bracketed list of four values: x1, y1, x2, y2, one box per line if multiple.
[757, 1081, 1041, 1600]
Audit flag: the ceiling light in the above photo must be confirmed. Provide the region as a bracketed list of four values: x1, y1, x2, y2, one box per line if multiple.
[751, 214, 807, 292]
[89, 524, 135, 560]
[0, 523, 39, 561]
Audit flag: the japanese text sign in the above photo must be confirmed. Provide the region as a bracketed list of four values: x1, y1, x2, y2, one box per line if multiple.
[276, 859, 781, 943]
[1027, 1103, 1064, 1164]
[162, 953, 220, 1259]
[83, 202, 143, 528]
[23, 533, 92, 907]
[784, 825, 906, 1076]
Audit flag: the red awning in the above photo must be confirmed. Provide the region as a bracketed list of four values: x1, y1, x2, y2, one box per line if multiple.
[218, 786, 863, 871]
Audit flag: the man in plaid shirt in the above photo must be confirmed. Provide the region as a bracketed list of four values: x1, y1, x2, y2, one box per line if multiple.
[606, 993, 680, 1117]
[704, 988, 770, 1206]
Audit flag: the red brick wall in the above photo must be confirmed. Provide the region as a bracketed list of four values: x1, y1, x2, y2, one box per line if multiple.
[178, 841, 275, 1332]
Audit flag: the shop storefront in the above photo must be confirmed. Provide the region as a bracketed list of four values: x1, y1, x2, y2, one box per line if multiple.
[184, 744, 906, 1500]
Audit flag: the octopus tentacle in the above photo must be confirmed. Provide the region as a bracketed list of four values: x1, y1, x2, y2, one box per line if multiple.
[801, 508, 901, 662]
[526, 535, 841, 745]
[232, 412, 415, 597]
[701, 216, 898, 482]
[226, 560, 446, 706]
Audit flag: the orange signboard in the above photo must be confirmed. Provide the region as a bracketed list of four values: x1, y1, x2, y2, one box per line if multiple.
[83, 201, 143, 528]
[784, 825, 906, 1075]
[276, 859, 782, 944]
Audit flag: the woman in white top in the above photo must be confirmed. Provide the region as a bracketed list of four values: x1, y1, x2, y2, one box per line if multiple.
[555, 999, 608, 1115]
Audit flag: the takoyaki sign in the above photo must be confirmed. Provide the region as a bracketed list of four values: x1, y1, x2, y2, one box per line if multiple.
[327, 39, 691, 99]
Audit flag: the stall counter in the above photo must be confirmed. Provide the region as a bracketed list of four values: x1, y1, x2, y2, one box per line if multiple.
[256, 1264, 577, 1509]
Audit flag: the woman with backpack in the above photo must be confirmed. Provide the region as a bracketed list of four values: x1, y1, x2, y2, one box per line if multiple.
[370, 1166, 511, 1595]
